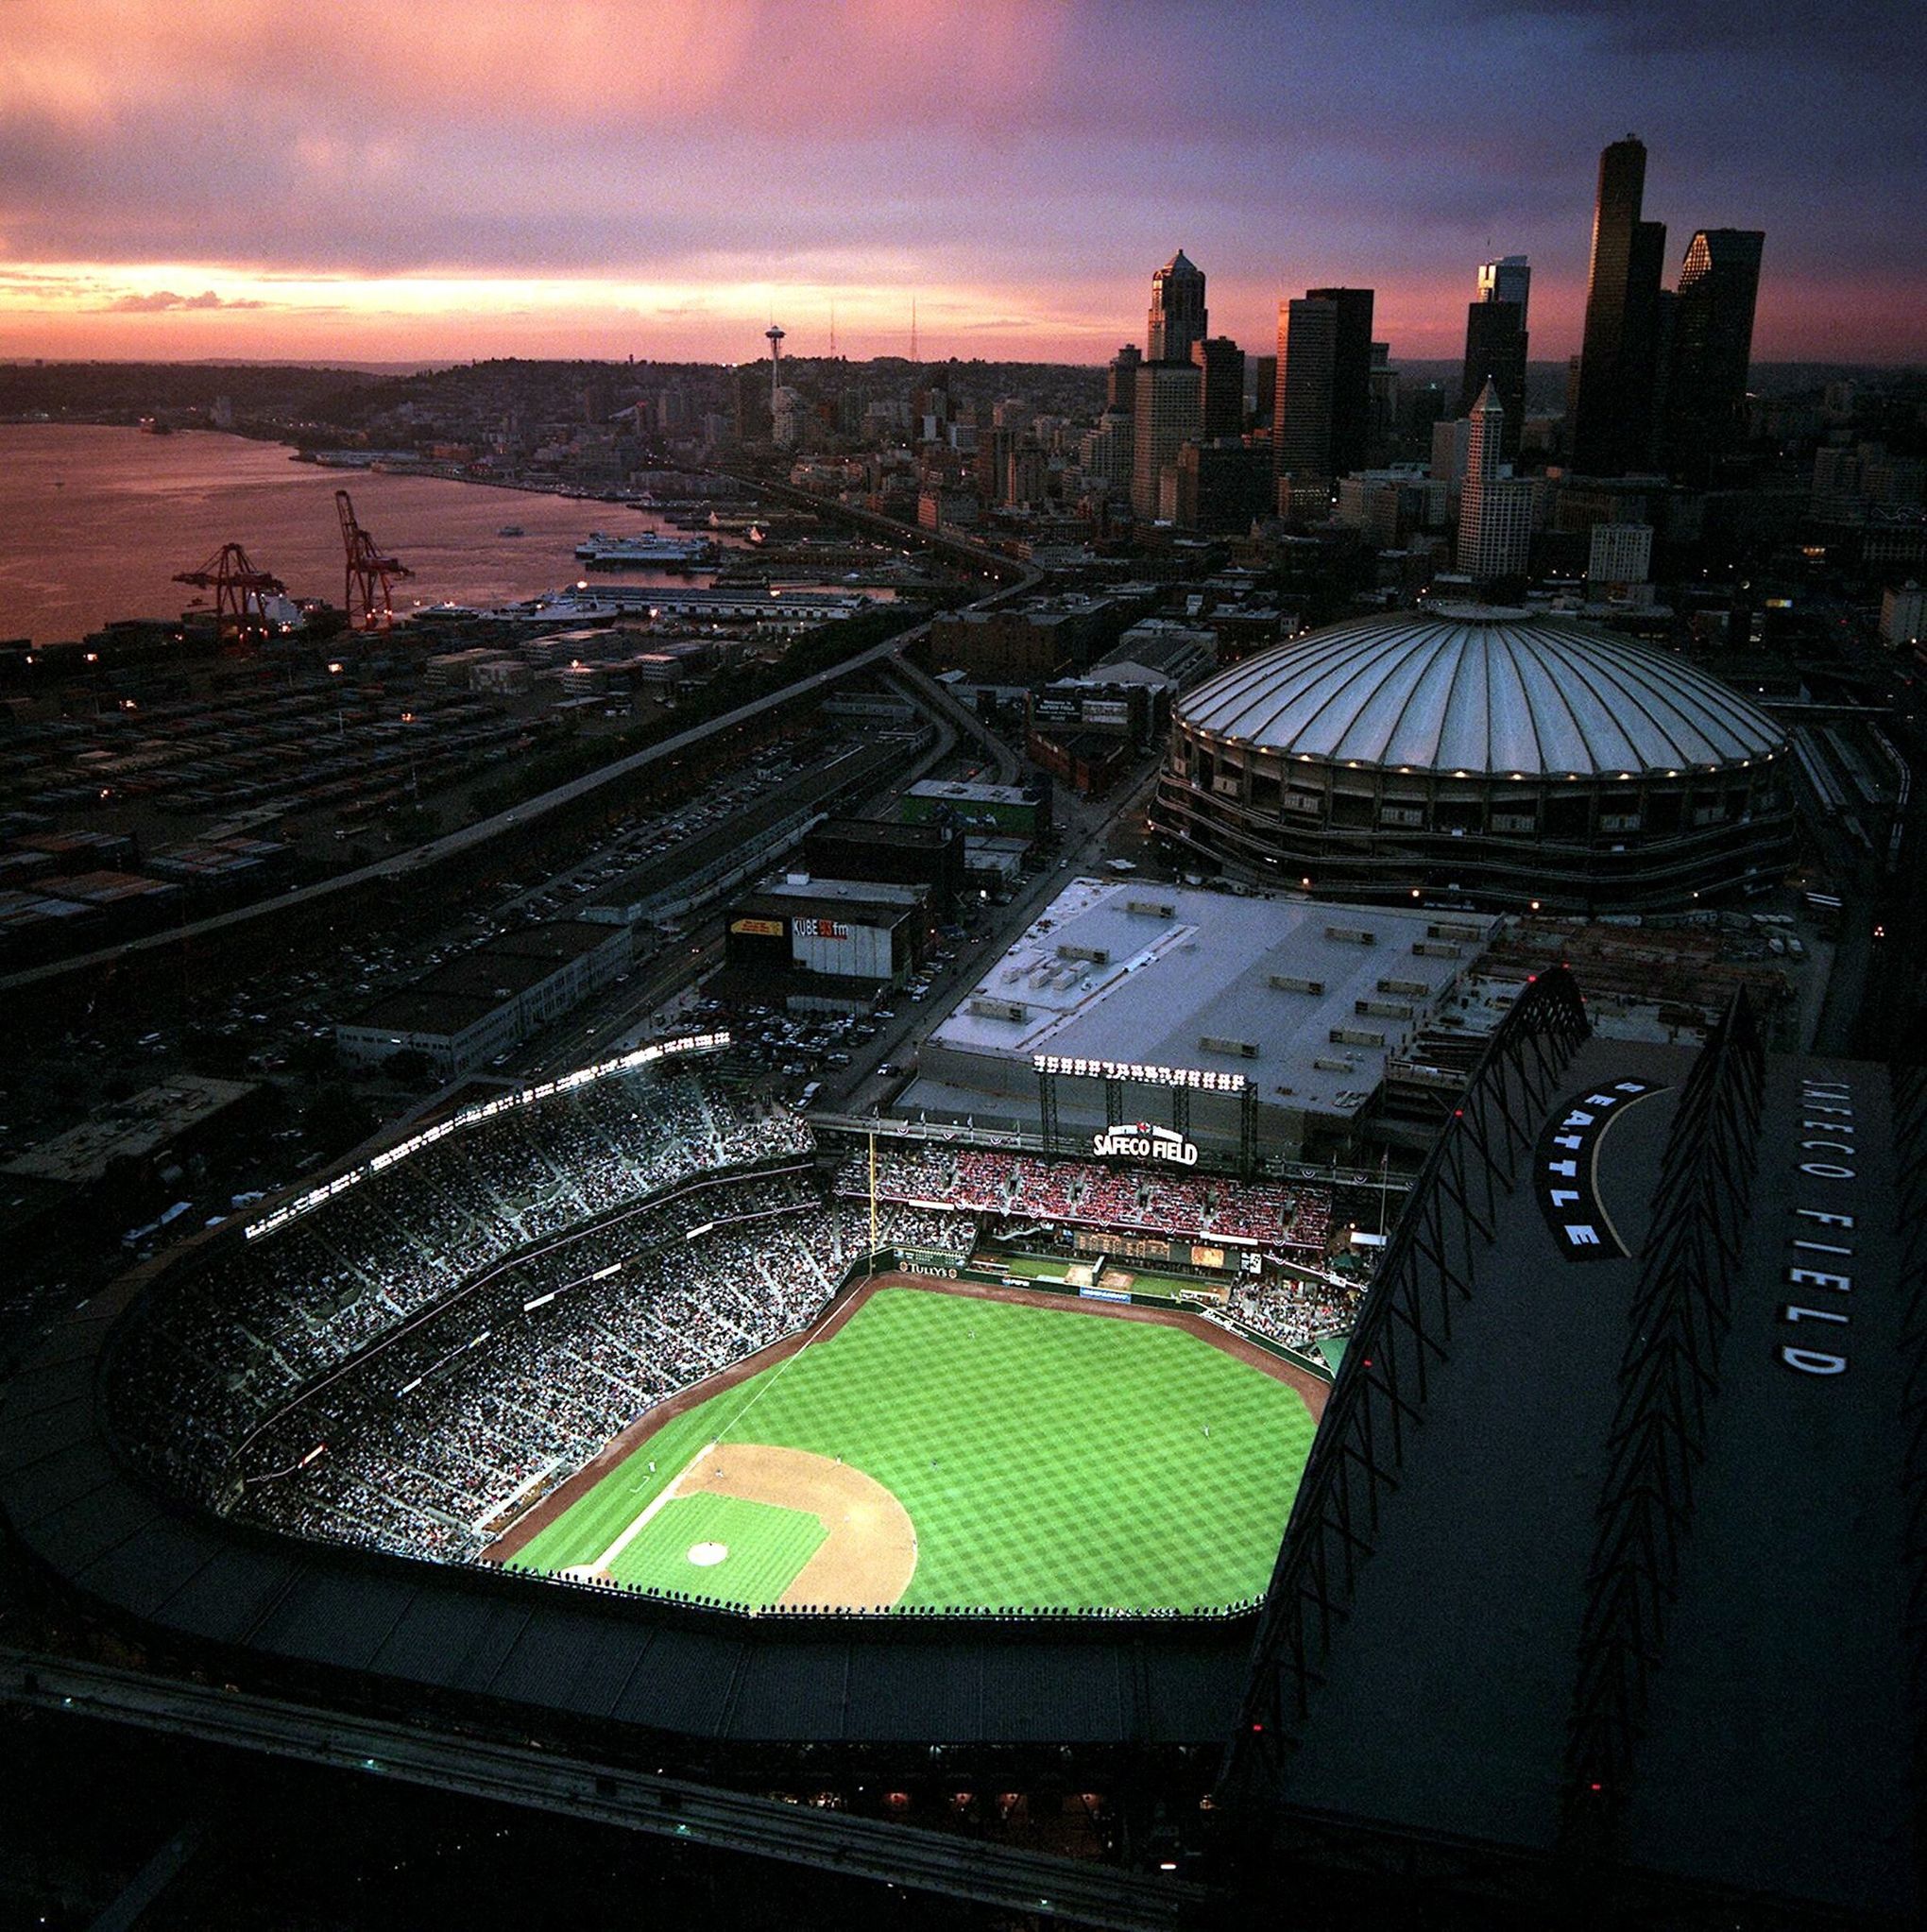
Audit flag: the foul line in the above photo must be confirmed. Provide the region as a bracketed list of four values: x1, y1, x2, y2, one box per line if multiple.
[583, 1275, 868, 1577]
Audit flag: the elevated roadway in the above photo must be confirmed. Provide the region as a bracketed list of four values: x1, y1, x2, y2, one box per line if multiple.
[0, 1649, 1198, 1932]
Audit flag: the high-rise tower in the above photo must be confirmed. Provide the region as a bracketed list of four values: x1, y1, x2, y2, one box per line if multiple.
[764, 323, 786, 414]
[1273, 287, 1374, 506]
[1306, 287, 1375, 479]
[1148, 251, 1208, 363]
[1131, 359, 1202, 520]
[1273, 298, 1338, 506]
[1192, 335, 1245, 440]
[1665, 229, 1765, 482]
[1570, 137, 1665, 475]
[1460, 255, 1530, 457]
[1455, 380, 1532, 582]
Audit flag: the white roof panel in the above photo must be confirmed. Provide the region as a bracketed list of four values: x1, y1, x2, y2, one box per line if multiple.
[1177, 607, 1784, 778]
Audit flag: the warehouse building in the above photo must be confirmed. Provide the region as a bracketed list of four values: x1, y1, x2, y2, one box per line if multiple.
[799, 816, 965, 915]
[901, 876, 1495, 1159]
[725, 876, 931, 1001]
[336, 920, 632, 1078]
[901, 778, 1050, 841]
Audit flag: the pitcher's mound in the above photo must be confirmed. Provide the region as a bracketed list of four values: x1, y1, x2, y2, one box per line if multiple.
[688, 1541, 728, 1567]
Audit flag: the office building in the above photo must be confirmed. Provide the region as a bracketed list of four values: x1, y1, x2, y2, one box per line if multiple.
[1192, 335, 1246, 439]
[1273, 299, 1337, 507]
[1147, 250, 1207, 363]
[1460, 255, 1530, 457]
[1587, 521, 1654, 592]
[1132, 359, 1202, 521]
[1107, 344, 1142, 414]
[1272, 287, 1376, 508]
[1881, 582, 1926, 651]
[1570, 137, 1667, 475]
[1665, 228, 1765, 481]
[1306, 286, 1375, 478]
[1175, 439, 1274, 535]
[1455, 380, 1532, 581]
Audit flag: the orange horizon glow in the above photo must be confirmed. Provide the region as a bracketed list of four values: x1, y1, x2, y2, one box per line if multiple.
[2, 2, 1920, 369]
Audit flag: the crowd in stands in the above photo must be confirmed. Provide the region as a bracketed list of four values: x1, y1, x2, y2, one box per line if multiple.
[111, 1062, 810, 1498]
[109, 1074, 1361, 1575]
[234, 1182, 975, 1564]
[835, 1146, 1332, 1255]
[1228, 1274, 1364, 1352]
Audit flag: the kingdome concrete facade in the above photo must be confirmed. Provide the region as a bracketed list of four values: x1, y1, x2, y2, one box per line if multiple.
[1152, 607, 1794, 912]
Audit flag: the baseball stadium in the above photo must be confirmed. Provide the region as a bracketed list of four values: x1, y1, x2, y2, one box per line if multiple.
[93, 1032, 1346, 1628]
[9, 981, 1925, 1928]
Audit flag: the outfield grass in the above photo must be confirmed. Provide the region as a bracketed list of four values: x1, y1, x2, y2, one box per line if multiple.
[508, 1285, 1316, 1612]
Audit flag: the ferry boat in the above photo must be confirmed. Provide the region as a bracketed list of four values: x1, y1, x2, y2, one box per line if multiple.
[497, 524, 525, 537]
[572, 531, 714, 569]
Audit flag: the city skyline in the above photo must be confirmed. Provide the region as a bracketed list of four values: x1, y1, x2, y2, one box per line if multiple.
[1, 0, 1921, 368]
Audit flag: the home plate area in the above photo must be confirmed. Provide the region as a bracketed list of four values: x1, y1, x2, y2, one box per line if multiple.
[590, 1443, 919, 1612]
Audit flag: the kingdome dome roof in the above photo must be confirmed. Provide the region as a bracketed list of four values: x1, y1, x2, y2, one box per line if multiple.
[1177, 607, 1783, 778]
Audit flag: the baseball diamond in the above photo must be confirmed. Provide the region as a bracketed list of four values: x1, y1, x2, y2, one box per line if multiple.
[497, 1276, 1322, 1613]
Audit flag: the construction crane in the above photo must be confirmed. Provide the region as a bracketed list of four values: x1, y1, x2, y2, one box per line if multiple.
[173, 543, 286, 653]
[335, 489, 413, 631]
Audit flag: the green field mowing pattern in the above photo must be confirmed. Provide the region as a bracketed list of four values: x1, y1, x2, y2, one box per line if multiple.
[510, 1286, 1317, 1612]
[604, 1493, 826, 1605]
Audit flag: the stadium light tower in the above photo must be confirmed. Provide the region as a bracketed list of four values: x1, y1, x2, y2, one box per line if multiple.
[764, 322, 786, 413]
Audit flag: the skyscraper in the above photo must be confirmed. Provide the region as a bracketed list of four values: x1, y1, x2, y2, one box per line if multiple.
[1192, 335, 1245, 439]
[1273, 287, 1374, 507]
[1459, 255, 1529, 457]
[1306, 286, 1375, 479]
[1477, 254, 1532, 311]
[1131, 359, 1202, 520]
[1665, 228, 1765, 482]
[1273, 298, 1338, 505]
[1147, 251, 1207, 363]
[1107, 344, 1142, 415]
[1570, 137, 1667, 475]
[1456, 380, 1532, 581]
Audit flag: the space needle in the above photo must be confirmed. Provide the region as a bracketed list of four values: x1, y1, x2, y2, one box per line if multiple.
[764, 323, 785, 412]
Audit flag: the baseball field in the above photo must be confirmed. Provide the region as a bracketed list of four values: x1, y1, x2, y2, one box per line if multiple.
[498, 1278, 1321, 1614]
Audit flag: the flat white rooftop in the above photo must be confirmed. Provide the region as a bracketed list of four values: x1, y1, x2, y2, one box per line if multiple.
[924, 877, 1498, 1121]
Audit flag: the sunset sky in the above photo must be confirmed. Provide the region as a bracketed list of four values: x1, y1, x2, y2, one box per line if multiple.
[2, 0, 1921, 368]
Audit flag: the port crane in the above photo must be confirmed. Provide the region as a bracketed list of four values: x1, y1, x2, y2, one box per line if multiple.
[335, 489, 413, 630]
[172, 543, 285, 653]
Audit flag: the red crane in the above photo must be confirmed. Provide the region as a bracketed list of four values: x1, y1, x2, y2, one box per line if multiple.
[173, 543, 286, 653]
[335, 489, 413, 631]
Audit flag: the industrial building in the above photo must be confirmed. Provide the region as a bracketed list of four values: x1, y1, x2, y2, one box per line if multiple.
[901, 877, 1496, 1158]
[797, 816, 964, 915]
[901, 778, 1049, 841]
[1153, 607, 1794, 913]
[335, 920, 632, 1077]
[725, 876, 932, 999]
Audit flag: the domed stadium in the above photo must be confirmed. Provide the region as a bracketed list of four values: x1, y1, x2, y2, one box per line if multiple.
[1152, 606, 1795, 911]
